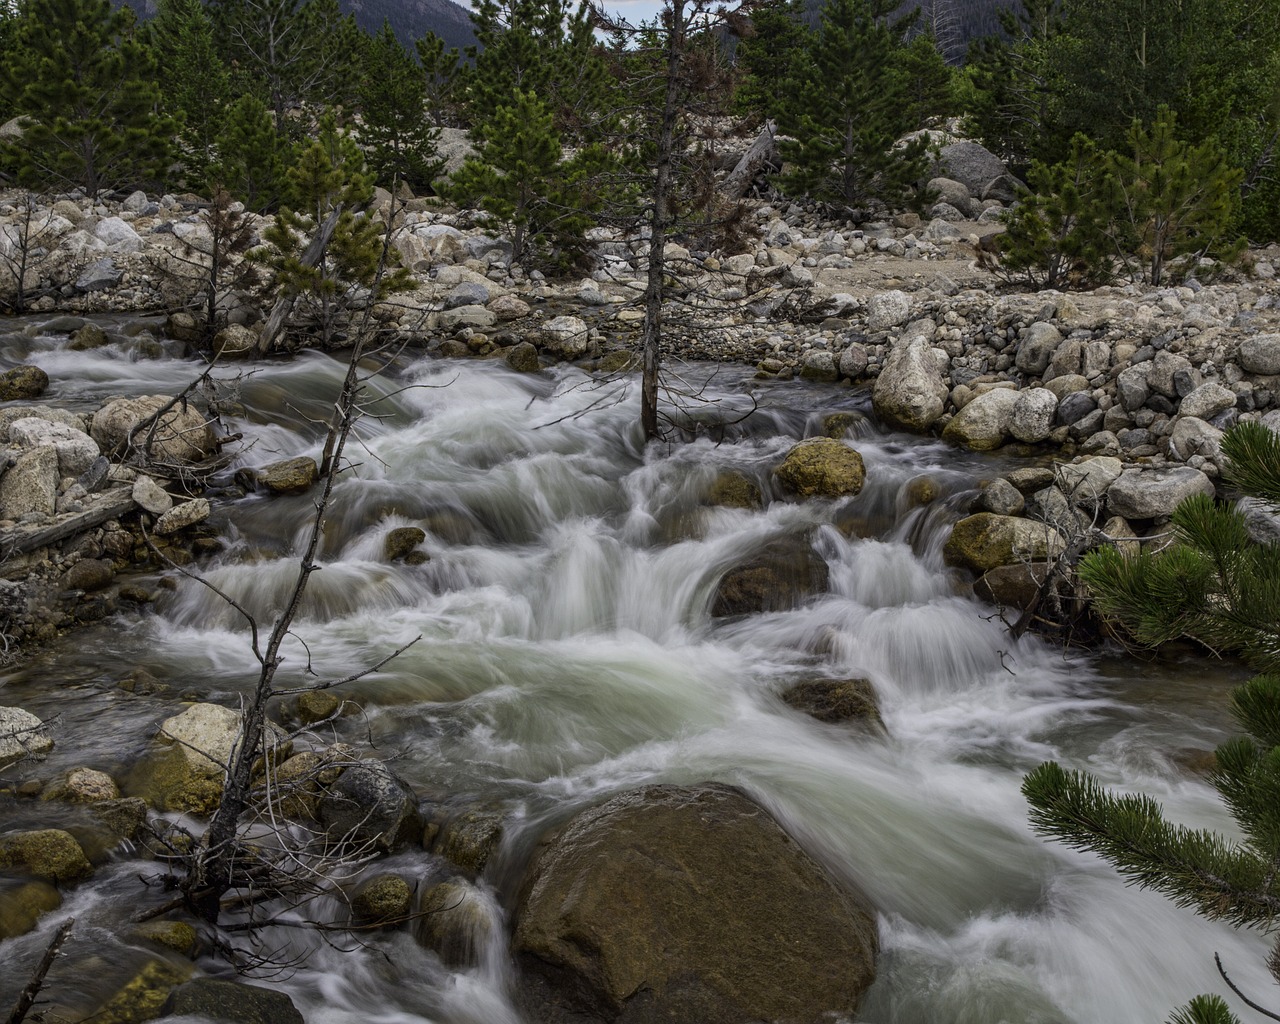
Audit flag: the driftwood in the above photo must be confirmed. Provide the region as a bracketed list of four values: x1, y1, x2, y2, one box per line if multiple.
[255, 205, 345, 356]
[0, 487, 136, 558]
[720, 120, 778, 201]
[5, 917, 73, 1024]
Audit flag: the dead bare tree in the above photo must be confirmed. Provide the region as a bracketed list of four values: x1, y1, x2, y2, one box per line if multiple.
[0, 192, 57, 314]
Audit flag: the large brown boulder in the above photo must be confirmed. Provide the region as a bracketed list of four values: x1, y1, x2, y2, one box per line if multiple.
[514, 784, 879, 1024]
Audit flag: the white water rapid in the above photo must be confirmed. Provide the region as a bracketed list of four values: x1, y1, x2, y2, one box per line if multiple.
[0, 325, 1268, 1024]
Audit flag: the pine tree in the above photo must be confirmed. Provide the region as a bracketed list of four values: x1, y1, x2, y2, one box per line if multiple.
[444, 89, 612, 269]
[1024, 420, 1280, 1024]
[212, 94, 289, 212]
[357, 21, 443, 193]
[257, 114, 410, 350]
[732, 0, 807, 124]
[415, 32, 466, 127]
[0, 0, 175, 194]
[148, 0, 232, 188]
[776, 0, 931, 212]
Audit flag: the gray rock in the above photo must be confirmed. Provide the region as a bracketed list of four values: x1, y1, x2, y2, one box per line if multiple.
[800, 349, 838, 381]
[1057, 456, 1123, 509]
[90, 394, 214, 464]
[74, 258, 121, 291]
[439, 304, 497, 331]
[505, 342, 541, 373]
[924, 218, 965, 241]
[1239, 334, 1280, 375]
[0, 708, 53, 767]
[160, 979, 303, 1024]
[0, 445, 57, 518]
[155, 498, 210, 534]
[1056, 391, 1097, 426]
[936, 141, 1007, 195]
[982, 174, 1026, 203]
[418, 878, 496, 968]
[944, 513, 1067, 571]
[1240, 496, 1280, 545]
[1015, 323, 1062, 375]
[980, 478, 1024, 516]
[866, 290, 912, 331]
[93, 216, 143, 253]
[928, 203, 967, 223]
[1107, 466, 1215, 520]
[1009, 388, 1059, 443]
[838, 342, 868, 380]
[872, 334, 947, 432]
[132, 475, 173, 515]
[1179, 382, 1237, 421]
[926, 177, 973, 214]
[537, 316, 591, 359]
[444, 282, 490, 309]
[942, 387, 1019, 450]
[317, 760, 420, 852]
[1045, 338, 1083, 380]
[120, 190, 149, 214]
[1169, 416, 1223, 461]
[1116, 364, 1151, 412]
[7, 417, 99, 476]
[77, 455, 111, 493]
[1148, 350, 1193, 398]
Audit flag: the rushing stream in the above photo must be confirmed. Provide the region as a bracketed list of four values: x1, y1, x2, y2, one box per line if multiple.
[0, 322, 1269, 1023]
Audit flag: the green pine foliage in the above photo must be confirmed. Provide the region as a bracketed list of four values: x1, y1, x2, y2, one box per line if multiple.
[213, 94, 290, 212]
[148, 0, 232, 188]
[775, 0, 933, 212]
[1025, 419, 1280, 1024]
[357, 22, 444, 193]
[415, 32, 466, 127]
[731, 0, 807, 123]
[259, 115, 410, 347]
[444, 89, 614, 270]
[0, 0, 175, 194]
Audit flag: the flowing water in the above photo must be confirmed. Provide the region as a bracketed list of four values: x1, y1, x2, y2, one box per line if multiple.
[0, 321, 1268, 1023]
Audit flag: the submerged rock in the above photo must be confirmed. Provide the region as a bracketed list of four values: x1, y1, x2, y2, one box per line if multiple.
[352, 873, 413, 926]
[712, 535, 829, 616]
[0, 880, 61, 939]
[417, 877, 496, 968]
[781, 678, 882, 728]
[514, 783, 879, 1024]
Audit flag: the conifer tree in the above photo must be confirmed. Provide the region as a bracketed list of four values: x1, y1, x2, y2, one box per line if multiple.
[1024, 420, 1280, 1024]
[415, 32, 466, 127]
[148, 0, 232, 188]
[257, 114, 410, 350]
[213, 94, 289, 212]
[0, 0, 175, 194]
[776, 0, 931, 212]
[732, 0, 807, 124]
[358, 22, 444, 193]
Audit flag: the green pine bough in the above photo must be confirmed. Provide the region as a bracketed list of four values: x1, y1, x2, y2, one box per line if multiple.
[1024, 421, 1280, 1024]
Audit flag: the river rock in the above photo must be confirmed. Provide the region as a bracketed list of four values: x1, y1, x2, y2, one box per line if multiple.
[440, 304, 497, 331]
[9, 416, 100, 476]
[434, 808, 505, 875]
[712, 535, 829, 616]
[973, 562, 1056, 610]
[91, 394, 214, 464]
[385, 526, 427, 562]
[316, 759, 421, 852]
[75, 257, 122, 291]
[0, 365, 49, 400]
[155, 498, 210, 534]
[0, 829, 92, 884]
[62, 558, 114, 591]
[537, 316, 591, 359]
[352, 873, 413, 926]
[132, 475, 173, 514]
[943, 513, 1067, 572]
[1106, 466, 1215, 520]
[94, 216, 143, 253]
[445, 282, 491, 309]
[872, 334, 947, 432]
[980, 478, 1025, 516]
[42, 766, 119, 802]
[1015, 323, 1062, 376]
[1169, 416, 1223, 461]
[95, 960, 194, 1024]
[781, 678, 881, 727]
[1117, 364, 1151, 412]
[1179, 382, 1237, 421]
[490, 294, 531, 321]
[133, 920, 199, 956]
[705, 471, 761, 509]
[773, 437, 865, 498]
[514, 783, 879, 1024]
[255, 456, 318, 495]
[0, 881, 61, 939]
[866, 290, 911, 330]
[159, 979, 303, 1024]
[68, 323, 109, 350]
[838, 341, 868, 380]
[505, 341, 541, 372]
[1009, 388, 1059, 443]
[0, 444, 57, 518]
[418, 878, 495, 968]
[942, 387, 1019, 450]
[800, 349, 838, 381]
[213, 323, 258, 359]
[0, 707, 53, 767]
[1239, 334, 1280, 375]
[1057, 456, 1123, 508]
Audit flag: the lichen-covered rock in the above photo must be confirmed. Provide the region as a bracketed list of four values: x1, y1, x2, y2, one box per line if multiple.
[133, 920, 199, 956]
[296, 689, 341, 724]
[0, 829, 93, 884]
[0, 706, 53, 767]
[799, 349, 838, 381]
[872, 334, 946, 433]
[42, 766, 119, 803]
[1106, 467, 1215, 520]
[942, 387, 1019, 450]
[773, 437, 865, 499]
[704, 471, 761, 509]
[351, 873, 413, 926]
[0, 444, 57, 518]
[505, 341, 541, 372]
[866, 290, 911, 331]
[254, 456, 318, 495]
[781, 678, 881, 728]
[535, 316, 591, 359]
[417, 878, 495, 968]
[93, 959, 194, 1024]
[514, 784, 879, 1024]
[90, 394, 214, 464]
[160, 978, 303, 1024]
[1009, 388, 1059, 443]
[0, 365, 49, 401]
[943, 513, 1067, 573]
[155, 498, 210, 534]
[433, 809, 505, 876]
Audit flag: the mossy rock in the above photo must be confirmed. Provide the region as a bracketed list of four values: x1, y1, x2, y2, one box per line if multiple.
[0, 880, 61, 939]
[92, 959, 193, 1024]
[0, 829, 93, 884]
[712, 535, 829, 617]
[943, 513, 1067, 573]
[384, 526, 427, 562]
[0, 365, 49, 401]
[254, 456, 319, 496]
[160, 978, 303, 1024]
[88, 797, 149, 842]
[597, 350, 639, 374]
[433, 809, 505, 877]
[902, 475, 941, 509]
[133, 920, 199, 957]
[417, 878, 494, 968]
[352, 873, 413, 926]
[781, 678, 883, 729]
[773, 437, 865, 499]
[296, 689, 341, 724]
[704, 471, 762, 510]
[822, 412, 865, 438]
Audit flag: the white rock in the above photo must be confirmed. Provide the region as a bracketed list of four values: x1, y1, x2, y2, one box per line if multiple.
[1009, 388, 1059, 443]
[155, 498, 210, 534]
[0, 444, 57, 518]
[7, 417, 100, 476]
[132, 475, 174, 514]
[0, 707, 53, 767]
[866, 290, 912, 331]
[93, 216, 143, 254]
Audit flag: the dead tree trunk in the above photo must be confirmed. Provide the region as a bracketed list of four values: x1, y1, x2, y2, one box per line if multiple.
[719, 120, 777, 201]
[254, 205, 344, 357]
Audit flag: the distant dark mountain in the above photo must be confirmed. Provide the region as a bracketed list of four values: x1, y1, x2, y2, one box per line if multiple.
[116, 0, 477, 52]
[797, 0, 1019, 63]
